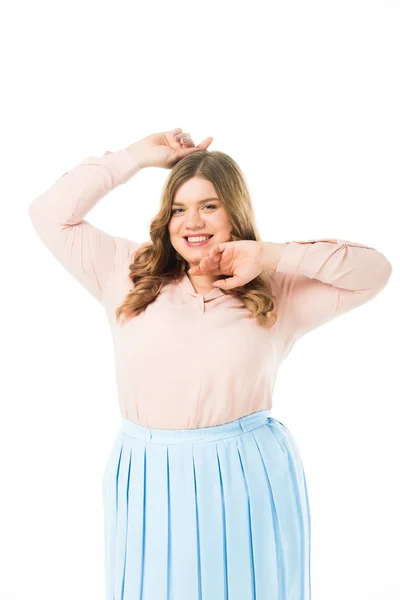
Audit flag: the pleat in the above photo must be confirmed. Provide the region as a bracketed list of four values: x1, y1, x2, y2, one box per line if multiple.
[167, 443, 202, 600]
[139, 442, 170, 600]
[264, 418, 312, 599]
[114, 441, 131, 599]
[120, 438, 146, 600]
[235, 429, 283, 598]
[191, 442, 229, 600]
[268, 419, 312, 591]
[215, 437, 258, 600]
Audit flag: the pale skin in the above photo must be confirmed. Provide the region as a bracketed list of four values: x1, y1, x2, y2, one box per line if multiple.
[126, 128, 286, 293]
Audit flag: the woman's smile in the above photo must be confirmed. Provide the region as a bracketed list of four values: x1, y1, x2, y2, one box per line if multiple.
[184, 235, 214, 247]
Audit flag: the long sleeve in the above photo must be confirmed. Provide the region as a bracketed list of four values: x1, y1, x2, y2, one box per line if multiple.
[28, 148, 142, 303]
[272, 238, 393, 339]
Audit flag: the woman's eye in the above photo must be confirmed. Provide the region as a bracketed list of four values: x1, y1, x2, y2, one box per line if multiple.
[172, 204, 217, 215]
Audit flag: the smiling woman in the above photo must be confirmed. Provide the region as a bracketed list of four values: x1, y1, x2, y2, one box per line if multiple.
[28, 130, 392, 600]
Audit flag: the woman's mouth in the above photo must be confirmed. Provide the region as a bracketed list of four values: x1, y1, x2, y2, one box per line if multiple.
[184, 235, 214, 247]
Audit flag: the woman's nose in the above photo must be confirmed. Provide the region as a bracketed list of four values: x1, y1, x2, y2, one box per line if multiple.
[185, 215, 205, 227]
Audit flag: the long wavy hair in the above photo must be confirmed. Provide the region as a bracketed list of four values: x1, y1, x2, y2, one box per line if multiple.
[115, 150, 278, 329]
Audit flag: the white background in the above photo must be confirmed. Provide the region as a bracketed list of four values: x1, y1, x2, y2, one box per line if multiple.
[1, 1, 399, 598]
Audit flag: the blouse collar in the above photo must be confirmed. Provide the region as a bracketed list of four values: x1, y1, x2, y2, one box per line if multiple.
[174, 272, 225, 301]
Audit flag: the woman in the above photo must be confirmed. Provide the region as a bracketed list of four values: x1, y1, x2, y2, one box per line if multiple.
[28, 128, 392, 599]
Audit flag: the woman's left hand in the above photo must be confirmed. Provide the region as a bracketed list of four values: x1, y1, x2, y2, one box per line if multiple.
[187, 240, 265, 290]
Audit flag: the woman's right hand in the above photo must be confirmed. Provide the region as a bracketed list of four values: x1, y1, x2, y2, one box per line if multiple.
[125, 129, 213, 169]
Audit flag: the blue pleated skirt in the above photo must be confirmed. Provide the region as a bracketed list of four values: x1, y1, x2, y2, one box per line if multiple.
[102, 409, 311, 600]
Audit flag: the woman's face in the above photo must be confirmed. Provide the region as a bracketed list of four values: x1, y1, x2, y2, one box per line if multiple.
[168, 177, 233, 270]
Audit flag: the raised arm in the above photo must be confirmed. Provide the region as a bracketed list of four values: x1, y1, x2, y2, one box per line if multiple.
[269, 238, 393, 339]
[28, 148, 143, 304]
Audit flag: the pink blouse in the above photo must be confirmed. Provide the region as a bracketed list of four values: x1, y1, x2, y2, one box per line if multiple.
[28, 148, 393, 429]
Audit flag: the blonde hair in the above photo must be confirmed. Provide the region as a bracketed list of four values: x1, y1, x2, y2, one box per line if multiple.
[115, 150, 278, 329]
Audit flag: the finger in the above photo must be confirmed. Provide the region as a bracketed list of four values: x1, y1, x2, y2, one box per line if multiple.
[175, 136, 214, 160]
[195, 136, 213, 149]
[166, 130, 184, 150]
[195, 254, 214, 272]
[210, 244, 225, 258]
[213, 275, 244, 290]
[209, 245, 224, 258]
[179, 134, 195, 148]
[192, 257, 210, 274]
[180, 137, 213, 152]
[181, 138, 195, 148]
[187, 266, 198, 275]
[175, 132, 191, 141]
[175, 133, 210, 149]
[187, 263, 202, 275]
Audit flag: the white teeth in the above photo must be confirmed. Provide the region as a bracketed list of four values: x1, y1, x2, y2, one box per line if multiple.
[187, 236, 211, 242]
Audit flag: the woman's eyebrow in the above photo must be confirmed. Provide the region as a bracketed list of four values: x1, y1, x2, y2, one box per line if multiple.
[172, 197, 220, 206]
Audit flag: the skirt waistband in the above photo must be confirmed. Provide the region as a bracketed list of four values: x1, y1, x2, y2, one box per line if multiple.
[120, 409, 272, 444]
